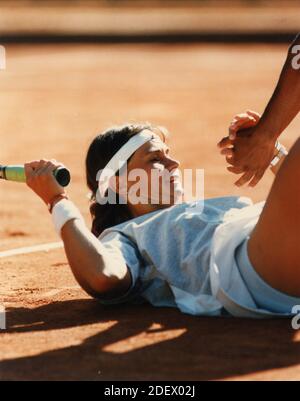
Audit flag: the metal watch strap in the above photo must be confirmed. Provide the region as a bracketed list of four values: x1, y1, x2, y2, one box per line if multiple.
[270, 143, 288, 168]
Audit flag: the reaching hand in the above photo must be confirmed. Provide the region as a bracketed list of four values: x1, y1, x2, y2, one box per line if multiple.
[217, 110, 277, 187]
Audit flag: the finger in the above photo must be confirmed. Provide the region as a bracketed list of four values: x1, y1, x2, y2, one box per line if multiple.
[31, 159, 50, 175]
[34, 161, 50, 176]
[37, 159, 49, 166]
[24, 160, 43, 171]
[220, 148, 234, 157]
[227, 166, 245, 174]
[232, 113, 257, 123]
[231, 112, 257, 125]
[230, 116, 256, 130]
[233, 113, 250, 121]
[24, 162, 36, 180]
[235, 116, 255, 125]
[246, 110, 261, 121]
[229, 117, 256, 139]
[228, 130, 236, 141]
[217, 136, 233, 148]
[35, 160, 64, 176]
[25, 160, 48, 180]
[230, 117, 239, 125]
[35, 161, 58, 176]
[248, 170, 265, 187]
[234, 171, 254, 187]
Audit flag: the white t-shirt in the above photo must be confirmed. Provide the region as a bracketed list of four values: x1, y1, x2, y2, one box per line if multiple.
[97, 196, 286, 318]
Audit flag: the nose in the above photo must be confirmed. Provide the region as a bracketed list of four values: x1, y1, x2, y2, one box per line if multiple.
[166, 156, 180, 172]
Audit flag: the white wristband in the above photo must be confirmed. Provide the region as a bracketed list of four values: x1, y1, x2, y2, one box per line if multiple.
[51, 199, 84, 237]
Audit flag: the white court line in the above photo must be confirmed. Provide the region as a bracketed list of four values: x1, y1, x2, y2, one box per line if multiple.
[0, 242, 63, 258]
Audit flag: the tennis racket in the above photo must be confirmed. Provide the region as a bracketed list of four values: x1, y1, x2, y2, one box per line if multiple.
[0, 165, 71, 187]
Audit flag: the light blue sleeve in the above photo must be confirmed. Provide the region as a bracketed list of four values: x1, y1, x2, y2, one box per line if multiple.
[96, 230, 145, 305]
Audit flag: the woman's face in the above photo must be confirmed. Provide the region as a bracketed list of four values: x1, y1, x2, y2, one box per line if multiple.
[116, 133, 182, 214]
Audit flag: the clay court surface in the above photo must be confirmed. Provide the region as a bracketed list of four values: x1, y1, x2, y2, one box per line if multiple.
[1, 43, 300, 380]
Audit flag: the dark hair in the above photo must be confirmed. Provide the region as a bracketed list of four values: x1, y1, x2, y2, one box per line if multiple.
[86, 123, 167, 237]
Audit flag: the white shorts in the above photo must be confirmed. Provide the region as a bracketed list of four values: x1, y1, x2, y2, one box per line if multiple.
[235, 237, 300, 314]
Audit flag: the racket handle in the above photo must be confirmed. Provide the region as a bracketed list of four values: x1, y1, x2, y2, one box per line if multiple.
[0, 165, 71, 187]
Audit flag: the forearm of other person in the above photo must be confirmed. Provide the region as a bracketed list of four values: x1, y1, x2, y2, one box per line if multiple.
[258, 33, 300, 140]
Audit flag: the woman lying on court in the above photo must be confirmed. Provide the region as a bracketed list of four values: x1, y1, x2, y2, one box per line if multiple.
[25, 35, 300, 318]
[24, 111, 299, 319]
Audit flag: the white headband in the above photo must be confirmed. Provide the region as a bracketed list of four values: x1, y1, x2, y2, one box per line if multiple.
[96, 129, 156, 201]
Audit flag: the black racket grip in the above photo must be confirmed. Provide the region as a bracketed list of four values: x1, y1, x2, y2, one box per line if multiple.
[53, 167, 71, 187]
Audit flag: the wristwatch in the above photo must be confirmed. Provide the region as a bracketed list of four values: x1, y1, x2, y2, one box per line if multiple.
[270, 141, 288, 168]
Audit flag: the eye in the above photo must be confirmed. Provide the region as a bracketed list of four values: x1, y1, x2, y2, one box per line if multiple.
[151, 157, 161, 163]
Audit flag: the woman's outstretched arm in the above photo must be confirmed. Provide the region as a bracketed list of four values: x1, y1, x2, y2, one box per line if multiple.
[60, 218, 131, 298]
[25, 159, 131, 298]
